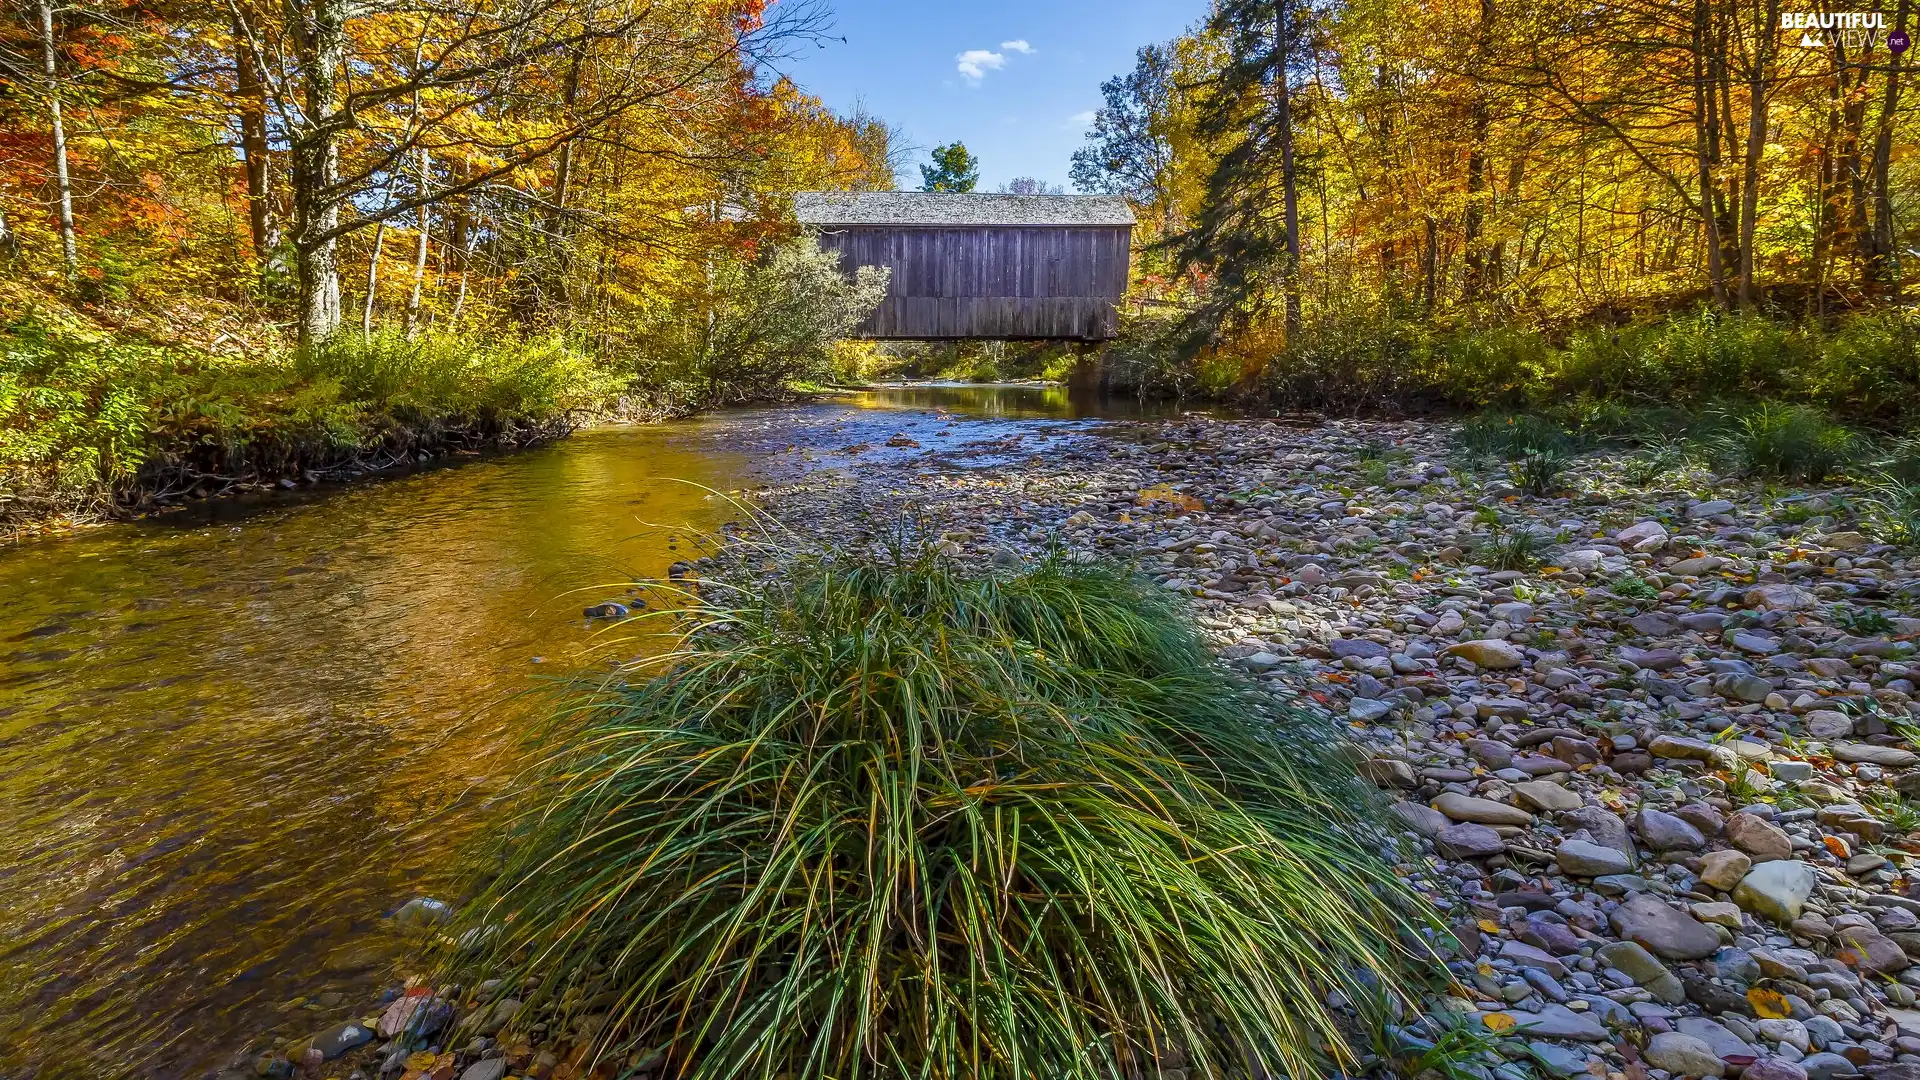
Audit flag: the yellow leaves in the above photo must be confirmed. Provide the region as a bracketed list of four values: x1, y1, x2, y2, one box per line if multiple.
[1483, 1012, 1519, 1032]
[1748, 987, 1791, 1019]
[1478, 918, 1502, 934]
[1135, 483, 1205, 514]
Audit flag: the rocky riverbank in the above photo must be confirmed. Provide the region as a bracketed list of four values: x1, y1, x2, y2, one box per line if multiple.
[237, 412, 1920, 1080]
[743, 413, 1920, 1080]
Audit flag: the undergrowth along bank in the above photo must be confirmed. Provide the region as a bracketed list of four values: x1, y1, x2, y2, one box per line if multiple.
[440, 546, 1439, 1080]
[0, 319, 622, 534]
[1101, 307, 1920, 427]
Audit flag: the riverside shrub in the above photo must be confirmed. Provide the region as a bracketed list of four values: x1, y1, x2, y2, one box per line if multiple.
[445, 549, 1431, 1080]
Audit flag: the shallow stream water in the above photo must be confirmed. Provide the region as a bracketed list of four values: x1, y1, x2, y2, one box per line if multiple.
[0, 384, 1179, 1077]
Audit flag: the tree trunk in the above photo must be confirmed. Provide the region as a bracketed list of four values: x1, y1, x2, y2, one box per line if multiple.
[362, 217, 388, 341]
[232, 10, 277, 267]
[1462, 0, 1495, 302]
[1737, 0, 1778, 309]
[1868, 0, 1910, 294]
[405, 151, 431, 334]
[38, 0, 76, 281]
[1274, 0, 1302, 333]
[1692, 0, 1729, 307]
[291, 0, 348, 344]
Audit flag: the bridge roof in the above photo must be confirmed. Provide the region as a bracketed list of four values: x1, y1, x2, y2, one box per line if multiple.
[795, 191, 1135, 228]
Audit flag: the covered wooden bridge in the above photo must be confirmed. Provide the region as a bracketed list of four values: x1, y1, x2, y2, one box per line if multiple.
[795, 192, 1134, 341]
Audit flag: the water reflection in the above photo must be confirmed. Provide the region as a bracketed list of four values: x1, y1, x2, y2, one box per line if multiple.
[0, 384, 1157, 1076]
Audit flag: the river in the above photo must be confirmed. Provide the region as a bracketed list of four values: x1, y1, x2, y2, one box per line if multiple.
[0, 385, 1181, 1078]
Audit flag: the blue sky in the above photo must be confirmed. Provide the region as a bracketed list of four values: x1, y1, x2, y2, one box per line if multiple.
[771, 0, 1205, 192]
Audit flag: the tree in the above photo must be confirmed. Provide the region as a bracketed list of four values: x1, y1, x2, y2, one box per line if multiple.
[35, 0, 75, 281]
[999, 177, 1063, 195]
[1171, 0, 1305, 345]
[918, 142, 979, 192]
[1069, 43, 1174, 219]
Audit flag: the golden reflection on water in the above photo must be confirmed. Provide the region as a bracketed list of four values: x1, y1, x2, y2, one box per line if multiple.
[0, 387, 1175, 1076]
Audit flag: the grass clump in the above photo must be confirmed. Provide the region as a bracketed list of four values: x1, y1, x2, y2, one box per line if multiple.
[445, 548, 1429, 1080]
[1453, 413, 1576, 461]
[1475, 523, 1542, 570]
[1865, 478, 1920, 548]
[1716, 403, 1860, 483]
[1508, 449, 1571, 496]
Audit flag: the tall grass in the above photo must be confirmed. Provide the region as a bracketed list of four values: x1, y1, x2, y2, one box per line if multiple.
[445, 549, 1431, 1080]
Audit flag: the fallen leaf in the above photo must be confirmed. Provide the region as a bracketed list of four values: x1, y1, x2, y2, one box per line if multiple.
[1748, 987, 1791, 1019]
[1483, 1012, 1518, 1032]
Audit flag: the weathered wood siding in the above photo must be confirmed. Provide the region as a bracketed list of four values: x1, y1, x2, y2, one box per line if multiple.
[815, 225, 1131, 340]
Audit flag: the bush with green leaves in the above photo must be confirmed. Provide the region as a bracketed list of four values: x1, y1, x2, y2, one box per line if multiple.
[638, 237, 889, 405]
[444, 549, 1430, 1080]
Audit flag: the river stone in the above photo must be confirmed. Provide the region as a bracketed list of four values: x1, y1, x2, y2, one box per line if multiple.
[1799, 1053, 1861, 1080]
[392, 896, 452, 930]
[1485, 1004, 1609, 1041]
[310, 1022, 374, 1060]
[1652, 735, 1719, 761]
[462, 996, 521, 1037]
[1647, 1032, 1727, 1077]
[1390, 800, 1450, 838]
[1758, 1019, 1812, 1052]
[1640, 808, 1707, 851]
[1618, 520, 1671, 548]
[1746, 1060, 1811, 1080]
[1436, 822, 1507, 859]
[1564, 805, 1636, 859]
[1678, 1015, 1758, 1055]
[1558, 838, 1633, 876]
[1467, 738, 1516, 769]
[1597, 940, 1687, 1004]
[1834, 924, 1911, 974]
[1745, 583, 1816, 611]
[460, 1060, 509, 1080]
[1670, 556, 1725, 576]
[1501, 939, 1569, 979]
[1433, 792, 1533, 826]
[1329, 637, 1390, 660]
[1447, 639, 1526, 669]
[1716, 672, 1776, 703]
[1805, 710, 1855, 738]
[1612, 894, 1722, 960]
[1833, 743, 1920, 769]
[1692, 901, 1744, 928]
[1513, 780, 1582, 812]
[377, 993, 450, 1039]
[1734, 860, 1820, 923]
[1727, 813, 1795, 862]
[1700, 850, 1753, 891]
[1350, 698, 1395, 722]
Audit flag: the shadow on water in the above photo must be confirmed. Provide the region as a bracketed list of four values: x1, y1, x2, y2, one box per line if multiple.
[0, 384, 1168, 1077]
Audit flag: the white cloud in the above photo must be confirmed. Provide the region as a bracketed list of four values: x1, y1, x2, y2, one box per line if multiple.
[956, 49, 1005, 83]
[1066, 109, 1096, 129]
[1000, 39, 1034, 54]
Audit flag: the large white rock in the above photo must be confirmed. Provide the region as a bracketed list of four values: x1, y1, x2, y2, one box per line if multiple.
[1733, 860, 1820, 923]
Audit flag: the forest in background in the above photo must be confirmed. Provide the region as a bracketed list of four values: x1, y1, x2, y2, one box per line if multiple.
[0, 0, 896, 529]
[1068, 0, 1920, 420]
